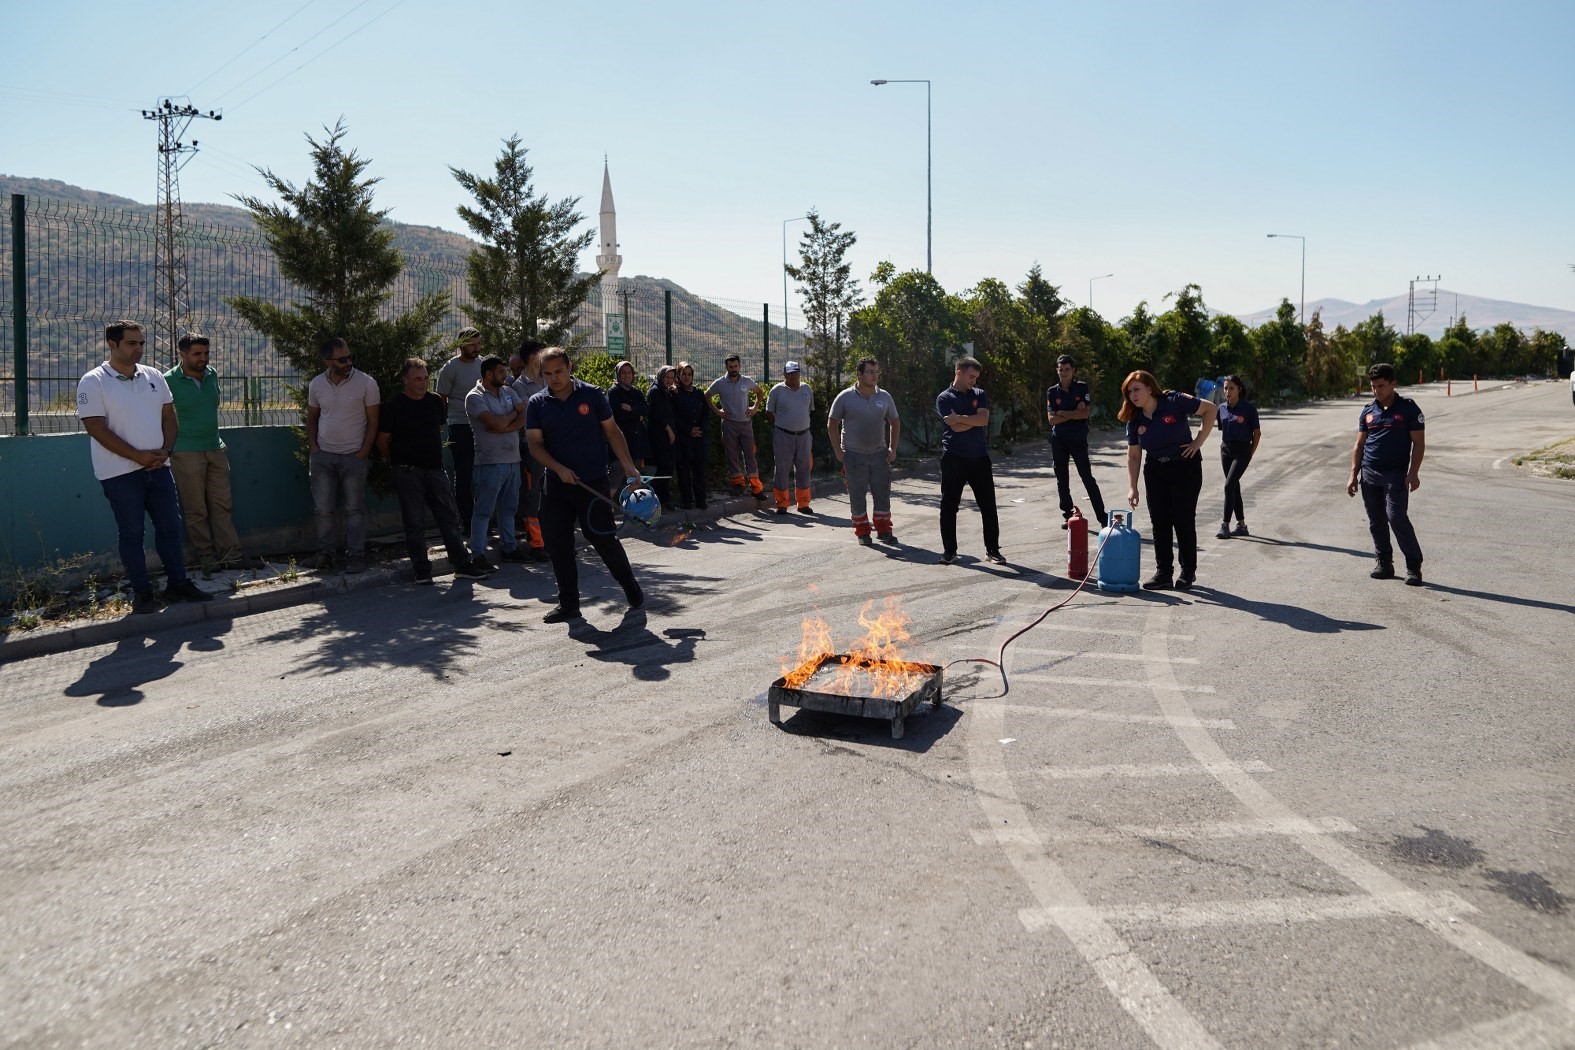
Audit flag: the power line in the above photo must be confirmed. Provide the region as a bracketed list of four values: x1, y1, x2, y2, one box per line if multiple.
[0, 84, 141, 111]
[185, 0, 320, 95]
[213, 0, 378, 104]
[227, 0, 409, 112]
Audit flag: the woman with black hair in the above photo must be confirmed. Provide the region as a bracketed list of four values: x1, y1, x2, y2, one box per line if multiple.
[670, 361, 711, 512]
[1120, 369, 1217, 590]
[645, 365, 678, 510]
[1215, 374, 1261, 539]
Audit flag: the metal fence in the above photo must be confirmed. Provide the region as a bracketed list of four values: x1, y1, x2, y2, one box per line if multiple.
[2, 193, 806, 436]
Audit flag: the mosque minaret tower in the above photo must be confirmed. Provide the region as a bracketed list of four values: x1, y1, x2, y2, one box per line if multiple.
[595, 160, 623, 351]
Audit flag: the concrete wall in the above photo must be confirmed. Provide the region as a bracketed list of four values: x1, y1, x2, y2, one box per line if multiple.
[1, 426, 401, 587]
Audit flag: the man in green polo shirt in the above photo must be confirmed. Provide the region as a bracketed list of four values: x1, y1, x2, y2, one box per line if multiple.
[164, 334, 245, 569]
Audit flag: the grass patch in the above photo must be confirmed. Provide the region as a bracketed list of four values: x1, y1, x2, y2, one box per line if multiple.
[1512, 436, 1575, 480]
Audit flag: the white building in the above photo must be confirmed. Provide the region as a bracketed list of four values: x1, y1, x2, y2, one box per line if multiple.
[595, 161, 623, 353]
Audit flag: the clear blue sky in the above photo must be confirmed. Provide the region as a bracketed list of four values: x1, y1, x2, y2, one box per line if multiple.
[3, 0, 1571, 323]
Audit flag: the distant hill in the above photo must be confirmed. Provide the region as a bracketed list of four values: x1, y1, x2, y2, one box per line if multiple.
[0, 174, 795, 381]
[1234, 290, 1575, 341]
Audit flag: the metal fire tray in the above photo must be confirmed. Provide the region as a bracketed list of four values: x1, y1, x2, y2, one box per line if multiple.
[769, 653, 944, 739]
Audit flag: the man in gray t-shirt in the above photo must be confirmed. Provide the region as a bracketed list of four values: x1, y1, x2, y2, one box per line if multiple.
[706, 353, 764, 498]
[436, 327, 484, 521]
[828, 357, 902, 545]
[765, 360, 816, 515]
[464, 355, 528, 565]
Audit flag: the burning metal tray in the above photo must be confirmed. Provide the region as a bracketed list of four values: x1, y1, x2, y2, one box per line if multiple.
[768, 653, 944, 739]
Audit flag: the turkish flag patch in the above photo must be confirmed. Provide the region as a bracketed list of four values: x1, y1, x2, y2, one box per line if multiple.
[1162, 415, 1176, 424]
[578, 404, 590, 415]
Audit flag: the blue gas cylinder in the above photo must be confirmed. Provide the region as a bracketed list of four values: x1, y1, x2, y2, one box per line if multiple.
[1096, 510, 1142, 593]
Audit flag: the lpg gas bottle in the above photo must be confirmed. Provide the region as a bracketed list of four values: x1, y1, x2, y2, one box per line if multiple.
[1096, 510, 1141, 593]
[1066, 506, 1089, 579]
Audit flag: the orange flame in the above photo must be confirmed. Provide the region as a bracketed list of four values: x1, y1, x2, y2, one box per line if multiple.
[780, 596, 931, 698]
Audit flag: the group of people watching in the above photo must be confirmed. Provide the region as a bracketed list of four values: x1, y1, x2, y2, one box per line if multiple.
[77, 320, 1427, 620]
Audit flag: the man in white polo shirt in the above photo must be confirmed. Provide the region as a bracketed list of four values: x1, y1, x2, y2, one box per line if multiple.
[306, 337, 381, 572]
[77, 320, 214, 614]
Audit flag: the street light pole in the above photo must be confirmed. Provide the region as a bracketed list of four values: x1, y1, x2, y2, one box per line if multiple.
[870, 78, 931, 274]
[783, 214, 809, 363]
[1088, 273, 1113, 312]
[1266, 233, 1306, 324]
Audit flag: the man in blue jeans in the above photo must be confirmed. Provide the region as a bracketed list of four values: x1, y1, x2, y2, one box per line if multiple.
[77, 320, 213, 614]
[1347, 362, 1426, 586]
[306, 337, 381, 572]
[466, 355, 529, 567]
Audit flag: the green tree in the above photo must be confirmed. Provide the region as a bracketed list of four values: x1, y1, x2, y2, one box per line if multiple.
[963, 277, 1037, 439]
[1528, 329, 1570, 377]
[848, 269, 969, 450]
[1436, 316, 1477, 378]
[229, 120, 450, 406]
[1142, 284, 1213, 393]
[1209, 315, 1253, 383]
[1303, 310, 1351, 397]
[1347, 311, 1399, 368]
[450, 135, 598, 351]
[1393, 332, 1436, 384]
[785, 209, 862, 388]
[1247, 300, 1306, 400]
[1476, 322, 1528, 376]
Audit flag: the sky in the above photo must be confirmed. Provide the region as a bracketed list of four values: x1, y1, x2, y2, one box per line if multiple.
[3, 0, 1572, 326]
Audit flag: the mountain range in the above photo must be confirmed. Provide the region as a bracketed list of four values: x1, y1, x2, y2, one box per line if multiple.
[1234, 291, 1575, 341]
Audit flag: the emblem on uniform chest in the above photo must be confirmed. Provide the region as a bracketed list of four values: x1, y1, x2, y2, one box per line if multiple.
[578, 404, 590, 415]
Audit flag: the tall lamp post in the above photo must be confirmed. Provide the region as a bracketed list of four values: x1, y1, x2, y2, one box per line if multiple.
[783, 214, 809, 364]
[1088, 273, 1113, 312]
[870, 78, 931, 274]
[1266, 233, 1306, 324]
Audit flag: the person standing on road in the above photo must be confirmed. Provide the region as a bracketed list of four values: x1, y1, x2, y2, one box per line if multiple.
[377, 358, 494, 585]
[77, 320, 213, 614]
[671, 361, 711, 513]
[466, 355, 528, 568]
[936, 357, 1002, 564]
[1215, 374, 1261, 539]
[525, 348, 645, 624]
[608, 361, 651, 472]
[706, 354, 765, 499]
[829, 358, 902, 544]
[1347, 362, 1426, 586]
[1121, 369, 1217, 590]
[436, 326, 484, 522]
[510, 339, 549, 561]
[1045, 354, 1108, 529]
[766, 360, 816, 516]
[646, 365, 679, 511]
[164, 333, 246, 569]
[306, 337, 380, 573]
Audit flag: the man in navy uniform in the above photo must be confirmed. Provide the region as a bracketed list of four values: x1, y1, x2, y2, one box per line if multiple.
[525, 347, 645, 623]
[936, 356, 1002, 565]
[1346, 362, 1426, 586]
[1045, 354, 1107, 529]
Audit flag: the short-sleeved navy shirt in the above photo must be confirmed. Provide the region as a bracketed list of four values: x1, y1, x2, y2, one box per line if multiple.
[1218, 399, 1259, 443]
[1358, 395, 1424, 471]
[936, 385, 990, 457]
[526, 378, 616, 481]
[1046, 380, 1091, 440]
[1126, 391, 1201, 458]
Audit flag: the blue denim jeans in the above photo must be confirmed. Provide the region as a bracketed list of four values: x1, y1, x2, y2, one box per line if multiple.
[470, 462, 520, 557]
[309, 451, 371, 556]
[100, 467, 189, 593]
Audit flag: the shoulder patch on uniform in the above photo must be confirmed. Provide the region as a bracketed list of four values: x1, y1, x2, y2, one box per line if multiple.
[78, 392, 89, 405]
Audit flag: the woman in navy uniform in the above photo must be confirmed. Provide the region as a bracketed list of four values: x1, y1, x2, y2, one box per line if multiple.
[1215, 374, 1261, 539]
[645, 365, 678, 511]
[1120, 369, 1217, 590]
[670, 361, 711, 512]
[607, 360, 650, 471]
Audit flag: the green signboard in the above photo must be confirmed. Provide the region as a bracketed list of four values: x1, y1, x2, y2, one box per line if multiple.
[606, 313, 626, 355]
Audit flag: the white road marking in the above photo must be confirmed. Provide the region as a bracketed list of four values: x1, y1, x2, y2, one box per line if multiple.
[1492, 457, 1509, 470]
[1014, 673, 1217, 694]
[1020, 890, 1476, 931]
[979, 816, 1358, 846]
[1027, 760, 1272, 780]
[977, 703, 1233, 729]
[1401, 1003, 1575, 1050]
[1014, 623, 1196, 641]
[966, 701, 1225, 1049]
[1014, 647, 1201, 665]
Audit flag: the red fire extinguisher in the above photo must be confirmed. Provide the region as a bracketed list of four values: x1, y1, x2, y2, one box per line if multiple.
[1067, 506, 1089, 579]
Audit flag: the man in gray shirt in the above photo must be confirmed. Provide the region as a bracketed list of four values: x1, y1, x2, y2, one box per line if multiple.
[706, 353, 764, 499]
[510, 339, 549, 559]
[436, 326, 484, 521]
[465, 355, 528, 566]
[765, 360, 815, 515]
[828, 357, 901, 545]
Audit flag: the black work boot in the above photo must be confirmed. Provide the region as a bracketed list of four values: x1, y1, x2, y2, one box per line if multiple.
[1370, 561, 1396, 580]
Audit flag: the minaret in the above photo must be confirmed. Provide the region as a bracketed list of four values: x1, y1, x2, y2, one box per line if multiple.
[595, 159, 623, 353]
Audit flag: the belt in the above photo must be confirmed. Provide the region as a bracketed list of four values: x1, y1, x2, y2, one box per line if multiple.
[776, 426, 810, 435]
[1148, 453, 1185, 464]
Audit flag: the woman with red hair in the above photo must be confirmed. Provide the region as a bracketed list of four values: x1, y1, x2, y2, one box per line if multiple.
[1119, 370, 1217, 590]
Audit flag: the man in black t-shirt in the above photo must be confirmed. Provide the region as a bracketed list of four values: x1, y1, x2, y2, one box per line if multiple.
[377, 358, 493, 584]
[525, 347, 645, 623]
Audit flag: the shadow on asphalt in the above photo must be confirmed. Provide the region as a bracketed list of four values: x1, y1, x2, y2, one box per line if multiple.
[1419, 582, 1575, 616]
[566, 610, 706, 682]
[1186, 585, 1385, 633]
[1239, 536, 1372, 559]
[771, 700, 961, 754]
[65, 616, 232, 707]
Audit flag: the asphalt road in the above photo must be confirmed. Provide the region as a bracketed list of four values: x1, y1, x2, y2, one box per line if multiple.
[4, 380, 1572, 1049]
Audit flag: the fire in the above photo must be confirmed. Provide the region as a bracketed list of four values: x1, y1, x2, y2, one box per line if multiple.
[780, 596, 931, 698]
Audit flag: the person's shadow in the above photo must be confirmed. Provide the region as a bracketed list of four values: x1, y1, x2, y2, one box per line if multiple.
[568, 610, 705, 681]
[1187, 585, 1385, 633]
[64, 618, 232, 707]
